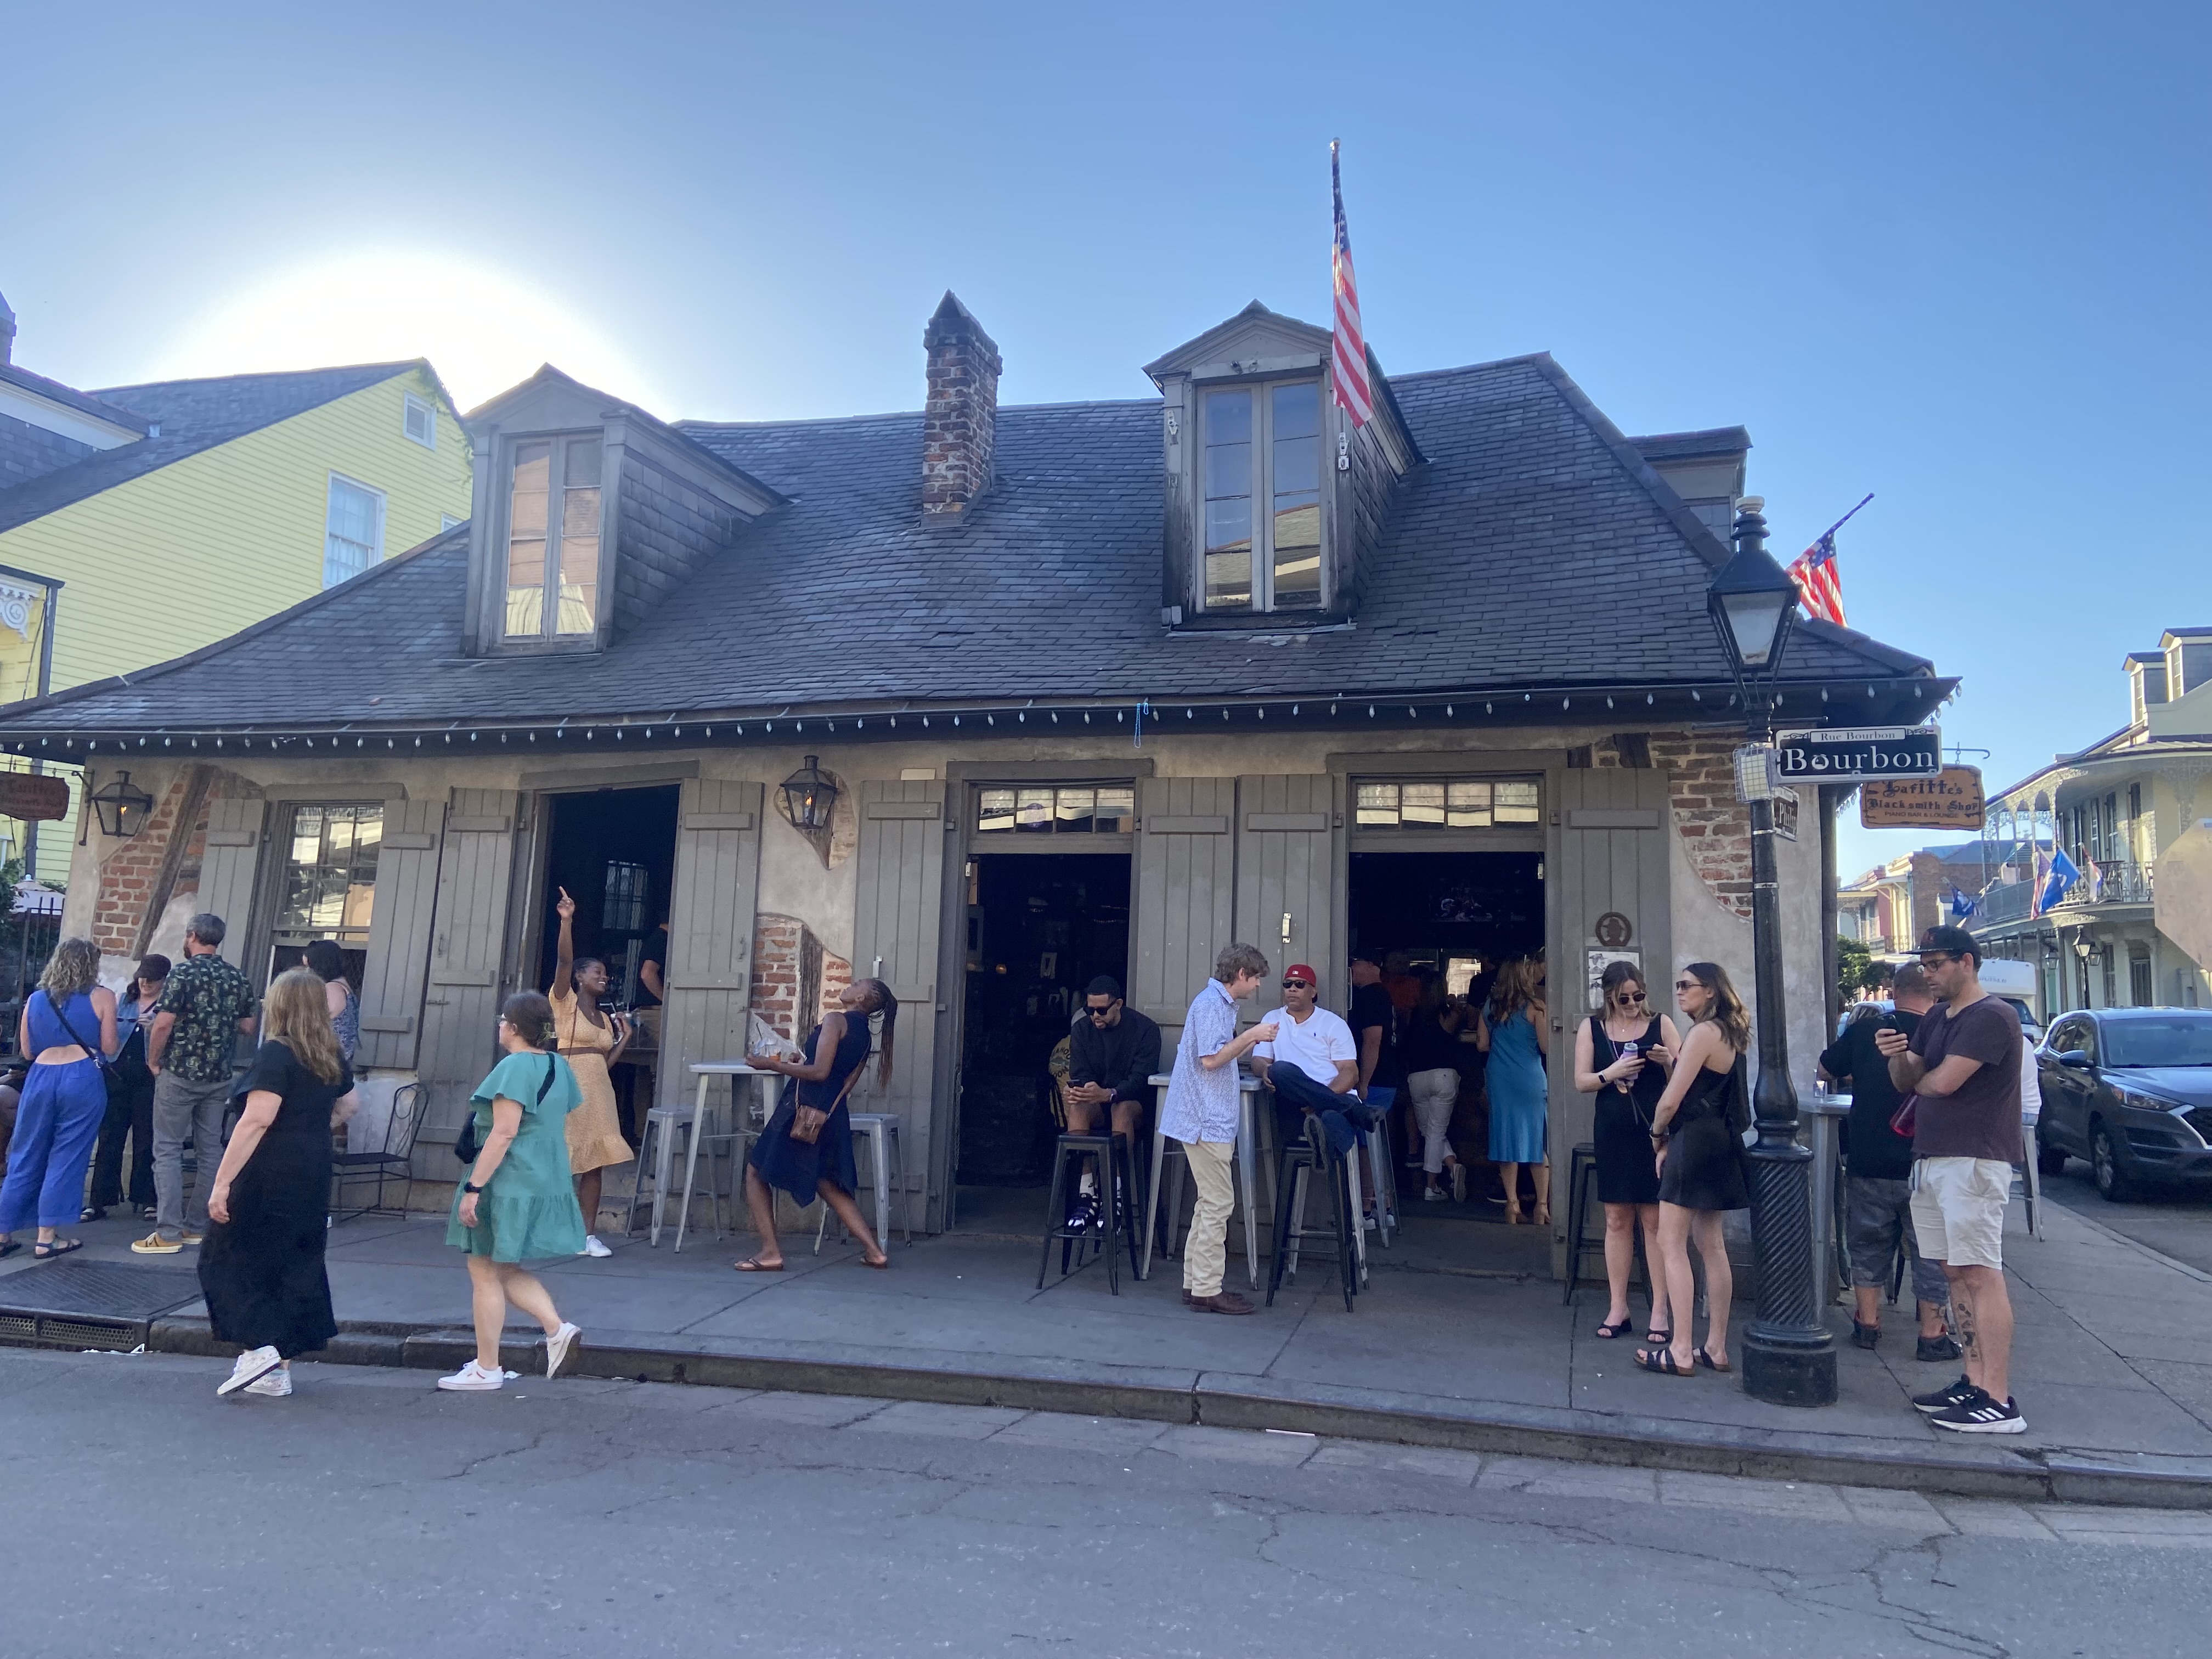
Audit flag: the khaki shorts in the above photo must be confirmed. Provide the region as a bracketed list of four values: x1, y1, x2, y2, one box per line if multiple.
[1909, 1156, 2011, 1272]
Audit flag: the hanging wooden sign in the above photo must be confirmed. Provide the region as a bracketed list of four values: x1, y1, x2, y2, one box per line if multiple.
[1860, 766, 1985, 830]
[0, 772, 71, 822]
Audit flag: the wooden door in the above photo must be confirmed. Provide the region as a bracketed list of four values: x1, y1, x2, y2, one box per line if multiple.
[415, 789, 520, 1157]
[1131, 777, 1238, 1047]
[1235, 774, 1340, 1013]
[357, 797, 445, 1069]
[196, 798, 268, 968]
[852, 778, 946, 1221]
[658, 778, 764, 1106]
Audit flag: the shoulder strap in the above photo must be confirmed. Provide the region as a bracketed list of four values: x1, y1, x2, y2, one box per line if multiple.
[539, 1054, 558, 1104]
[43, 992, 109, 1068]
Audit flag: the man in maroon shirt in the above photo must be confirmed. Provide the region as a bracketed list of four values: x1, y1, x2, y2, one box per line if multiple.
[1878, 926, 2027, 1435]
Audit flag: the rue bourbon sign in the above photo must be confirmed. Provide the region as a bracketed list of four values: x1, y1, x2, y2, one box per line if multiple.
[1771, 726, 1943, 783]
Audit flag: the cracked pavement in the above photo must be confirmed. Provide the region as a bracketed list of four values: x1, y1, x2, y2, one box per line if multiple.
[2, 1347, 2205, 1657]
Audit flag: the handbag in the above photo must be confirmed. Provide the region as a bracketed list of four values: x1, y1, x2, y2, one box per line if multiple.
[44, 991, 115, 1076]
[788, 1042, 869, 1146]
[455, 1054, 558, 1165]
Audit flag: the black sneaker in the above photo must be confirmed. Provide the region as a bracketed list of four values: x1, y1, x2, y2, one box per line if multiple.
[1850, 1319, 1881, 1350]
[1065, 1190, 1099, 1234]
[1916, 1334, 1962, 1363]
[1912, 1374, 1980, 1415]
[1929, 1390, 2025, 1435]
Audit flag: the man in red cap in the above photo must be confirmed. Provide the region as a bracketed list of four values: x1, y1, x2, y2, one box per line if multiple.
[1251, 964, 1373, 1159]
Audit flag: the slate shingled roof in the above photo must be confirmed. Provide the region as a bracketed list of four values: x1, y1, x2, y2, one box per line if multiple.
[0, 362, 424, 537]
[0, 351, 1944, 740]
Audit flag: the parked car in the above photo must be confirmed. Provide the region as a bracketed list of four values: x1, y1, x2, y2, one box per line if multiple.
[2035, 1008, 2212, 1201]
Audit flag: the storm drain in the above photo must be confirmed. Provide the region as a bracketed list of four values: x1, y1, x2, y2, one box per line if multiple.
[0, 1260, 202, 1351]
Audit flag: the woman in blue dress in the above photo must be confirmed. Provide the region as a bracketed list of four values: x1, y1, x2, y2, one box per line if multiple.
[1476, 954, 1550, 1227]
[735, 978, 899, 1272]
[0, 938, 117, 1260]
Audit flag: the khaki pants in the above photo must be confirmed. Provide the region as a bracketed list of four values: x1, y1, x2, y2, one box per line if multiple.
[1179, 1137, 1237, 1298]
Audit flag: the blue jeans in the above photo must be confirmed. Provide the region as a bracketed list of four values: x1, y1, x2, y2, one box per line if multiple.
[1267, 1064, 1376, 1158]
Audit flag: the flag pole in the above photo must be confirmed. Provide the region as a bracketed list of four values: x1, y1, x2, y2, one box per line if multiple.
[1812, 492, 1875, 546]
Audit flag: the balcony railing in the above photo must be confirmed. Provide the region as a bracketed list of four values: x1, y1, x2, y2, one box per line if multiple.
[1967, 859, 2153, 930]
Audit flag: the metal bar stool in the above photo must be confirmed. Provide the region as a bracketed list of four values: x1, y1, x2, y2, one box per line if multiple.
[1035, 1130, 1139, 1293]
[1562, 1142, 1653, 1311]
[814, 1112, 910, 1252]
[1266, 1116, 1358, 1311]
[674, 1066, 780, 1252]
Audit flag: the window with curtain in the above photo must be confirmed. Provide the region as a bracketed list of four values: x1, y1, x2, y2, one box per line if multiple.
[504, 435, 602, 639]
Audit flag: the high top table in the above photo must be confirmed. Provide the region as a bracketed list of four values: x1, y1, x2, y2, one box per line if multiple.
[1139, 1072, 1265, 1290]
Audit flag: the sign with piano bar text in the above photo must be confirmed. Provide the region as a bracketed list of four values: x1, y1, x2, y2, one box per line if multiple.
[1771, 726, 1943, 783]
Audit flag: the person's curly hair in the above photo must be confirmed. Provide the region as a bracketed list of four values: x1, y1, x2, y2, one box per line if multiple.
[500, 990, 559, 1051]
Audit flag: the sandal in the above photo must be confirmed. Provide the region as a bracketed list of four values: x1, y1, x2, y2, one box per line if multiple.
[858, 1252, 890, 1270]
[1533, 1205, 1552, 1229]
[1634, 1348, 1694, 1376]
[1594, 1317, 1634, 1340]
[732, 1257, 786, 1273]
[1694, 1348, 1731, 1373]
[0, 1240, 21, 1260]
[1644, 1328, 1672, 1347]
[33, 1238, 83, 1260]
[80, 1206, 107, 1223]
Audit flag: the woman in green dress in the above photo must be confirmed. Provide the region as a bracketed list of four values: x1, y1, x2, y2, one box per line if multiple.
[441, 990, 586, 1392]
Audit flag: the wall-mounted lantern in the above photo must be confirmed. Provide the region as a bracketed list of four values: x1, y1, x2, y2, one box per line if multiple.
[88, 770, 156, 838]
[776, 755, 843, 866]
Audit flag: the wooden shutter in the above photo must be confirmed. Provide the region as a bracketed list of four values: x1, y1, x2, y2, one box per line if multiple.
[356, 797, 444, 1068]
[658, 778, 764, 1107]
[195, 797, 267, 968]
[851, 778, 946, 1210]
[1131, 777, 1238, 1041]
[1235, 774, 1340, 1012]
[415, 789, 519, 1153]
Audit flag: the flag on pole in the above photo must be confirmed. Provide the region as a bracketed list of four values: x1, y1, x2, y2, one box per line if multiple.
[2038, 848, 2082, 914]
[1329, 140, 1373, 429]
[1787, 531, 1847, 627]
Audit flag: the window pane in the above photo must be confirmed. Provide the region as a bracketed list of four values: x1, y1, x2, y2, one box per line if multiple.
[324, 477, 381, 589]
[1271, 383, 1323, 608]
[1355, 783, 1400, 826]
[1495, 781, 1541, 823]
[1055, 788, 1096, 833]
[1447, 781, 1493, 827]
[1015, 787, 1055, 832]
[556, 440, 601, 636]
[978, 789, 1017, 833]
[1402, 782, 1447, 826]
[603, 861, 649, 932]
[273, 803, 383, 943]
[1094, 788, 1135, 833]
[505, 443, 551, 636]
[1203, 390, 1254, 610]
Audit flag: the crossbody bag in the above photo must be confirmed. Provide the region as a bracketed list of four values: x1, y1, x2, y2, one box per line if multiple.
[788, 1041, 870, 1146]
[455, 1054, 558, 1166]
[43, 992, 114, 1076]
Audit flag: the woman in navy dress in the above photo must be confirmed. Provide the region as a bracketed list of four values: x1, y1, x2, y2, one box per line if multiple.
[0, 938, 117, 1260]
[736, 978, 898, 1272]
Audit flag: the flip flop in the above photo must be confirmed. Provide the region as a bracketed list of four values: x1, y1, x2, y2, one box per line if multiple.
[32, 1238, 83, 1260]
[857, 1254, 890, 1270]
[1594, 1317, 1634, 1340]
[733, 1257, 786, 1273]
[1694, 1348, 1732, 1374]
[1634, 1348, 1694, 1376]
[0, 1240, 21, 1259]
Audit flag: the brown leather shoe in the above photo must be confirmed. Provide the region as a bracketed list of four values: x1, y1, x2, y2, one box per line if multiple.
[1190, 1291, 1257, 1316]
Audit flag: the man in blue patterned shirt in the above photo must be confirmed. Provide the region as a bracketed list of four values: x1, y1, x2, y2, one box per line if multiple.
[1161, 943, 1275, 1315]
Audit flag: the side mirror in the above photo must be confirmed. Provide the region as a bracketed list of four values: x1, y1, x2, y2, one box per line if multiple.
[2056, 1049, 2094, 1070]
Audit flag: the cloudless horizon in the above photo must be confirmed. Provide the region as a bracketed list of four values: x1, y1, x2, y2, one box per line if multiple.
[5, 2, 2205, 882]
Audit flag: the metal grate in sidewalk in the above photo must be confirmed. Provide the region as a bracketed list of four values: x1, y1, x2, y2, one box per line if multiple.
[0, 1260, 203, 1350]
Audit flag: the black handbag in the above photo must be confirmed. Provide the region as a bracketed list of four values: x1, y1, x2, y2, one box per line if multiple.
[455, 1054, 558, 1165]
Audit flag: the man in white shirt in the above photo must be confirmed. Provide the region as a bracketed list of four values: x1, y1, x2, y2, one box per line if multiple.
[1251, 964, 1374, 1158]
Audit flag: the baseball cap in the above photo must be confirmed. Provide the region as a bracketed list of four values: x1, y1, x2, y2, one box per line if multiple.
[1915, 925, 1979, 961]
[1284, 963, 1318, 984]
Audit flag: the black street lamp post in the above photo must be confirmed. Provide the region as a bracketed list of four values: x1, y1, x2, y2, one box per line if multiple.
[1708, 496, 1838, 1408]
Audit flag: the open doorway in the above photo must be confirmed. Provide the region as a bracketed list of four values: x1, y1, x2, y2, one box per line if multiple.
[955, 853, 1131, 1227]
[537, 783, 680, 1141]
[1348, 850, 1545, 1228]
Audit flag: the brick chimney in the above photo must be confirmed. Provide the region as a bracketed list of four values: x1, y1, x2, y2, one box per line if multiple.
[922, 291, 1001, 516]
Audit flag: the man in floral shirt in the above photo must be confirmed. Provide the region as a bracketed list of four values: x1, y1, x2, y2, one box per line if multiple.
[133, 913, 256, 1254]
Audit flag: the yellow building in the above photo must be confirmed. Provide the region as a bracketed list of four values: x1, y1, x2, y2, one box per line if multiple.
[0, 291, 472, 878]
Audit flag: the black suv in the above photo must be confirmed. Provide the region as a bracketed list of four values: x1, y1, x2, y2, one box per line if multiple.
[2036, 1008, 2212, 1201]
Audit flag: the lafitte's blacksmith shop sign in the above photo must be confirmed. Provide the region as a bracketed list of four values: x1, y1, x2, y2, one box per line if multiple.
[1772, 726, 1943, 782]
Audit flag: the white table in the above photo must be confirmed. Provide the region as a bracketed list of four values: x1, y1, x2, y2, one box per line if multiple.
[650, 1062, 779, 1250]
[1139, 1073, 1265, 1290]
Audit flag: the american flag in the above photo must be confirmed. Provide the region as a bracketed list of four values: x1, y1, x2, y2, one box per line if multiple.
[1787, 531, 1847, 627]
[1330, 140, 1373, 428]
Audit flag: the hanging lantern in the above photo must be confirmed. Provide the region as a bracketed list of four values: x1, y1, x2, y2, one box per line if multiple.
[777, 754, 840, 834]
[89, 770, 156, 837]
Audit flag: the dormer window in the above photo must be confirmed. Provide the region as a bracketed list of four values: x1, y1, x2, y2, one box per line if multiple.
[1201, 380, 1323, 612]
[505, 435, 602, 639]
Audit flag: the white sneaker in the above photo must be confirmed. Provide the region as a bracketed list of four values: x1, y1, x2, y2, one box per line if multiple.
[244, 1365, 293, 1398]
[578, 1235, 612, 1259]
[218, 1345, 283, 1397]
[436, 1359, 511, 1391]
[545, 1321, 582, 1379]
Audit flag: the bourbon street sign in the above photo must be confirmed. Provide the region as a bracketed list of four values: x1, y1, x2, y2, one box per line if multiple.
[1771, 726, 1943, 783]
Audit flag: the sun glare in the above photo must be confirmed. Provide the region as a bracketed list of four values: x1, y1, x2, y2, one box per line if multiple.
[157, 252, 665, 413]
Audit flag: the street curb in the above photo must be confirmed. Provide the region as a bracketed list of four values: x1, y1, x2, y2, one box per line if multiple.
[129, 1312, 2212, 1510]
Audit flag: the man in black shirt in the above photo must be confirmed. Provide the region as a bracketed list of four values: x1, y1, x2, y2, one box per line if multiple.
[1063, 977, 1162, 1231]
[1818, 962, 1955, 1359]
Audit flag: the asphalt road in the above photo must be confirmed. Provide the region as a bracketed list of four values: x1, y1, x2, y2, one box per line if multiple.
[2, 1348, 2208, 1657]
[2041, 1158, 2212, 1274]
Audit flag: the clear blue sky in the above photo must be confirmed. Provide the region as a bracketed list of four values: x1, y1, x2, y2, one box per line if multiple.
[5, 3, 2205, 879]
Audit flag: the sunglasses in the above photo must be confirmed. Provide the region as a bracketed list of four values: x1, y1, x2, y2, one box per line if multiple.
[1085, 1004, 1119, 1019]
[1614, 991, 1647, 1005]
[1919, 952, 1958, 968]
[1673, 979, 1702, 993]
[1282, 979, 1313, 990]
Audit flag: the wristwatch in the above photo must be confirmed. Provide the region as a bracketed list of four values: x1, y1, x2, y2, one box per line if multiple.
[463, 1181, 486, 1195]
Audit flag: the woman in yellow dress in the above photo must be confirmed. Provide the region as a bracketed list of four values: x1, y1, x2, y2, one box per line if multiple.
[550, 888, 634, 1257]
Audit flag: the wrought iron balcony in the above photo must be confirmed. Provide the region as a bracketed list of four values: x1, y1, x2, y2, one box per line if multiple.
[1968, 859, 2153, 931]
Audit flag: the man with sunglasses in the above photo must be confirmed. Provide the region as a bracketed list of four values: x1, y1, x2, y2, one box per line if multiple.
[1877, 926, 2027, 1434]
[1251, 966, 1373, 1160]
[1060, 977, 1161, 1232]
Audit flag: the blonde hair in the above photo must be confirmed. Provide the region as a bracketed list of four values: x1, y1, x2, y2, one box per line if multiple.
[1681, 961, 1752, 1054]
[1487, 955, 1542, 1022]
[38, 936, 100, 1002]
[265, 967, 344, 1084]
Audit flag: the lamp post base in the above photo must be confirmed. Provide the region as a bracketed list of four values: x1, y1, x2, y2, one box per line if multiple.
[1742, 1325, 1839, 1408]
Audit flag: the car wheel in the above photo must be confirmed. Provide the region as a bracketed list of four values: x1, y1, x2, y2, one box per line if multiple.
[2036, 1143, 2069, 1177]
[2090, 1120, 2139, 1203]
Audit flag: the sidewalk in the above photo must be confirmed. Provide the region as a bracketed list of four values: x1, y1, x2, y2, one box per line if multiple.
[6, 1189, 2209, 1508]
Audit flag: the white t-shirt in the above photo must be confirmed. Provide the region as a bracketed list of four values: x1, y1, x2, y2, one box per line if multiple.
[1254, 1004, 1357, 1087]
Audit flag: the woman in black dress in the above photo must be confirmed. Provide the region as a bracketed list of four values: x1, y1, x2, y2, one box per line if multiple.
[1637, 961, 1751, 1379]
[735, 979, 897, 1272]
[1572, 961, 1681, 1343]
[200, 968, 359, 1398]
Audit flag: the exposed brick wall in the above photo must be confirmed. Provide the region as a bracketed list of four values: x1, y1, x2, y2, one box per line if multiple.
[751, 912, 854, 1041]
[89, 774, 208, 956]
[921, 295, 1001, 515]
[0, 411, 98, 490]
[613, 448, 741, 637]
[1650, 730, 1754, 918]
